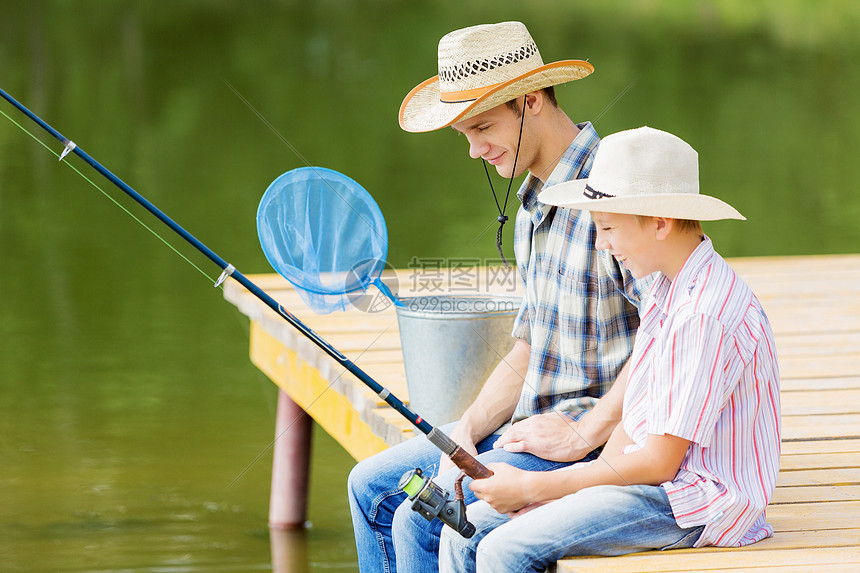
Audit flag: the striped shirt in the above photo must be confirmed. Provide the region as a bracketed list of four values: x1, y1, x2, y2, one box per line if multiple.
[622, 237, 781, 547]
[511, 122, 648, 423]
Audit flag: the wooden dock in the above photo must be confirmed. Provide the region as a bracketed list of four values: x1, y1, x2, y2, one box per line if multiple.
[223, 254, 860, 571]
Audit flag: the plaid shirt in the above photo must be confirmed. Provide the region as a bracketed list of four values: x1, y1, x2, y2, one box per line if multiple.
[511, 122, 648, 422]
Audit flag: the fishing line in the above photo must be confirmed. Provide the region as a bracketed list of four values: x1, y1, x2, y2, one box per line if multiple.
[466, 81, 635, 254]
[593, 81, 635, 125]
[480, 95, 526, 268]
[532, 81, 636, 184]
[227, 323, 396, 489]
[465, 85, 642, 484]
[434, 81, 640, 484]
[224, 80, 386, 245]
[0, 106, 217, 284]
[1, 86, 493, 483]
[466, 323, 631, 487]
[2, 90, 400, 480]
[490, 82, 636, 485]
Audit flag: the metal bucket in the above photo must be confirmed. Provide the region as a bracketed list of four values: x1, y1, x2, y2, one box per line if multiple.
[395, 294, 520, 427]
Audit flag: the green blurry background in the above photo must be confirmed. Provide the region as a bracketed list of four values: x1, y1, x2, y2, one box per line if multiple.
[1, 1, 858, 571]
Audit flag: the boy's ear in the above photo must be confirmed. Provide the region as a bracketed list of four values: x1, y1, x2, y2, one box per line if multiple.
[654, 217, 673, 240]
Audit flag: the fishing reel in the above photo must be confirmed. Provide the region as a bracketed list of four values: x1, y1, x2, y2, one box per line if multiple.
[399, 467, 476, 538]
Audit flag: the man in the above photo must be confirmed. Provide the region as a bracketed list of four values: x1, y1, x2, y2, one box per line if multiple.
[348, 22, 647, 572]
[439, 126, 780, 573]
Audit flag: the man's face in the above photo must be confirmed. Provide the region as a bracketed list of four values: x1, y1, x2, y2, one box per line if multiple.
[451, 101, 532, 179]
[592, 211, 660, 279]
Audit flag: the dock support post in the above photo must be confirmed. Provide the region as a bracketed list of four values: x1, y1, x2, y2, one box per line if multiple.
[269, 389, 312, 529]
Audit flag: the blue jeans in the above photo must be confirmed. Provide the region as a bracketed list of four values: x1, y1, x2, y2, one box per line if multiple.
[439, 483, 705, 573]
[347, 423, 586, 573]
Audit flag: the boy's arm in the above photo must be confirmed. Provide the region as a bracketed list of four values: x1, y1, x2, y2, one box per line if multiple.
[438, 338, 530, 474]
[470, 429, 690, 514]
[597, 413, 636, 459]
[494, 360, 630, 461]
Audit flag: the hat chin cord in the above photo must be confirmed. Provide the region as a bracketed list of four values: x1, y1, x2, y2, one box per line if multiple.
[482, 97, 526, 269]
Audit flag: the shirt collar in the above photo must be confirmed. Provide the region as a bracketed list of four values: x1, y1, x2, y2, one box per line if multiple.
[651, 236, 715, 315]
[518, 121, 599, 213]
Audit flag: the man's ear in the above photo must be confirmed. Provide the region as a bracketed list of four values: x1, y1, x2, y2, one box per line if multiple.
[525, 91, 543, 115]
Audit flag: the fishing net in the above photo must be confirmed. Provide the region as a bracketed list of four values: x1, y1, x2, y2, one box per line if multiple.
[257, 166, 400, 314]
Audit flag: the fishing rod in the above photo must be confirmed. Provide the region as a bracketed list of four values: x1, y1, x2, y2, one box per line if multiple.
[0, 87, 493, 490]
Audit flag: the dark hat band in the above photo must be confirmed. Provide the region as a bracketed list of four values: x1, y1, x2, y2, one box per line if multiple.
[584, 184, 615, 200]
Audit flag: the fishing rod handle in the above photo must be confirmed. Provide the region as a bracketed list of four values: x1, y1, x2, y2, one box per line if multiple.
[426, 427, 493, 479]
[450, 446, 494, 480]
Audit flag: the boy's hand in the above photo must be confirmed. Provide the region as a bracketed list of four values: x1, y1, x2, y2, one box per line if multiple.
[494, 413, 596, 461]
[469, 462, 534, 514]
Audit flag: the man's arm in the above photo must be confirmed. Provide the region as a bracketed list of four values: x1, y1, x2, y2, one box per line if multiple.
[470, 429, 690, 514]
[493, 360, 630, 461]
[438, 338, 530, 474]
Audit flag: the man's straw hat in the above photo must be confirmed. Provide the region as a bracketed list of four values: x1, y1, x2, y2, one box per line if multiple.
[399, 22, 594, 133]
[539, 127, 746, 221]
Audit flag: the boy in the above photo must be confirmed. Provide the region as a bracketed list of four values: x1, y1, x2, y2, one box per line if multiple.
[439, 126, 781, 573]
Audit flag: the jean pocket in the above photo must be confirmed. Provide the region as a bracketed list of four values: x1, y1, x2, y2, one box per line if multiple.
[660, 525, 705, 551]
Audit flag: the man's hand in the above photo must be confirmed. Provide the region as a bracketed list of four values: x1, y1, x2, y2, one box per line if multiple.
[438, 424, 479, 475]
[468, 462, 534, 514]
[493, 412, 599, 462]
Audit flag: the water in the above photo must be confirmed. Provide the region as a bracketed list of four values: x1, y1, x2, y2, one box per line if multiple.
[1, 1, 858, 571]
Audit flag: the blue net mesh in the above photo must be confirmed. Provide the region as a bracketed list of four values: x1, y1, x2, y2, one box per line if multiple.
[257, 167, 393, 314]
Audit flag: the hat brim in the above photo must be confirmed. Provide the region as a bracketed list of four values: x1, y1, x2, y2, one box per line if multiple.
[539, 180, 746, 221]
[399, 60, 593, 133]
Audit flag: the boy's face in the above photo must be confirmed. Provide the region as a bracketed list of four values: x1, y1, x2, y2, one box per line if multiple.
[592, 212, 660, 279]
[451, 101, 534, 179]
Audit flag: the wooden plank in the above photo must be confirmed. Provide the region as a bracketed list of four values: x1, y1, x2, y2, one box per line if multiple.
[729, 253, 860, 274]
[358, 362, 413, 381]
[762, 293, 860, 308]
[778, 355, 860, 379]
[780, 438, 860, 455]
[758, 295, 860, 310]
[744, 284, 860, 303]
[661, 566, 860, 573]
[782, 414, 860, 441]
[268, 312, 398, 334]
[556, 544, 860, 572]
[667, 566, 860, 573]
[310, 331, 403, 352]
[771, 485, 860, 503]
[776, 468, 860, 487]
[780, 377, 860, 391]
[370, 407, 419, 446]
[779, 451, 860, 470]
[768, 501, 860, 531]
[775, 332, 860, 355]
[780, 389, 860, 416]
[231, 294, 400, 335]
[350, 349, 410, 365]
[730, 259, 860, 293]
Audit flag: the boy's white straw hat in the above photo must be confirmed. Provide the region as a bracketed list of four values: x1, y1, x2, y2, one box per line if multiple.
[539, 126, 746, 221]
[399, 21, 594, 133]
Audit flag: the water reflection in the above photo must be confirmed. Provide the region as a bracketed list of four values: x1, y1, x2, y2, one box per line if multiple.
[271, 528, 310, 573]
